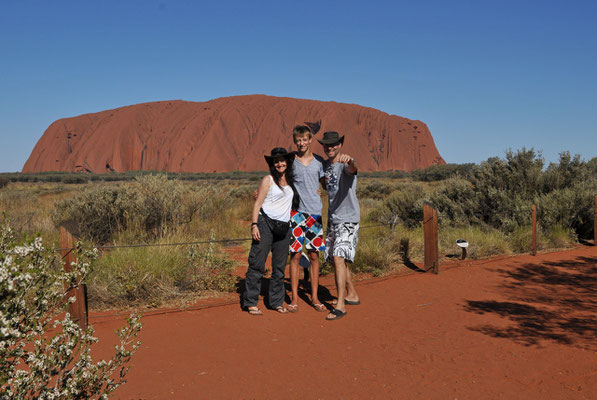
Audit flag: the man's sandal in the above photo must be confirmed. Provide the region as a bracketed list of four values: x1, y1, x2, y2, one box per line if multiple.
[287, 304, 299, 313]
[275, 306, 288, 314]
[247, 307, 263, 316]
[332, 299, 361, 306]
[326, 308, 347, 321]
[313, 303, 327, 312]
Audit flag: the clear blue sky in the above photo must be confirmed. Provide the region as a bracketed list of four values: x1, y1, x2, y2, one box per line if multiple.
[1, 0, 595, 172]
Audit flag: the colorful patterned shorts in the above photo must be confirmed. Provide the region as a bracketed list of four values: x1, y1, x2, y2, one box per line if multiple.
[289, 211, 326, 253]
[325, 222, 359, 263]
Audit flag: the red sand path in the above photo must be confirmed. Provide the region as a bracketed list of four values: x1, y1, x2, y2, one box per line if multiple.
[91, 245, 597, 399]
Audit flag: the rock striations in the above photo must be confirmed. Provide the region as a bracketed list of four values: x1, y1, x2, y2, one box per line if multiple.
[23, 95, 444, 173]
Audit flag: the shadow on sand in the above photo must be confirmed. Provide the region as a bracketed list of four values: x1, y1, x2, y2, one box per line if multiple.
[463, 256, 597, 349]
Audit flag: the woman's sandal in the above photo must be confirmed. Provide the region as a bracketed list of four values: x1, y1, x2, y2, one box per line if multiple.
[287, 304, 299, 313]
[313, 303, 327, 312]
[247, 307, 263, 316]
[275, 306, 288, 314]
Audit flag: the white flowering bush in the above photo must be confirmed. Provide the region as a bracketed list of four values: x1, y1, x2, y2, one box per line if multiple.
[0, 225, 142, 399]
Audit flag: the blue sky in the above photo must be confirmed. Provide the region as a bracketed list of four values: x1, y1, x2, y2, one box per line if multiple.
[1, 0, 595, 172]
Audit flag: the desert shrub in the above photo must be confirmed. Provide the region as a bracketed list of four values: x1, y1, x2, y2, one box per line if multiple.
[379, 183, 425, 229]
[536, 179, 597, 239]
[471, 148, 544, 231]
[129, 175, 198, 236]
[357, 180, 394, 200]
[542, 151, 593, 192]
[52, 186, 130, 244]
[427, 177, 480, 226]
[53, 175, 206, 243]
[0, 176, 8, 189]
[63, 176, 88, 184]
[410, 163, 478, 182]
[360, 198, 383, 223]
[0, 225, 141, 398]
[228, 184, 254, 199]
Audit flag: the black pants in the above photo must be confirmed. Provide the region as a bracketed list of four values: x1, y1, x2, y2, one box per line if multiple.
[243, 214, 290, 309]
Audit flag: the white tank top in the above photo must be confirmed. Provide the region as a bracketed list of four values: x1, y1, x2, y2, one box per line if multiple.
[261, 175, 293, 222]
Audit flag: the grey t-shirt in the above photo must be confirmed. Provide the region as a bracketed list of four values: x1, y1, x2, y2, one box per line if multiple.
[323, 160, 360, 224]
[293, 154, 325, 215]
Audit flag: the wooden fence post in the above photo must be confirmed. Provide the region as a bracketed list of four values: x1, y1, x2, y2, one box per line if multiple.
[531, 205, 537, 256]
[60, 220, 88, 330]
[423, 202, 439, 274]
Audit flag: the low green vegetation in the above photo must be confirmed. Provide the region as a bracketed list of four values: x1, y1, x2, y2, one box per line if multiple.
[1, 149, 595, 308]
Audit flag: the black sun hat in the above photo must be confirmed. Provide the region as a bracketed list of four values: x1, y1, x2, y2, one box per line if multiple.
[264, 147, 296, 165]
[317, 131, 345, 145]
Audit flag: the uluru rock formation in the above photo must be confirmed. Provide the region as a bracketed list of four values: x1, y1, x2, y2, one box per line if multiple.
[23, 95, 444, 173]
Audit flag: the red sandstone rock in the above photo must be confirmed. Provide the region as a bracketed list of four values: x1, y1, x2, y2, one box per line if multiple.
[22, 95, 444, 173]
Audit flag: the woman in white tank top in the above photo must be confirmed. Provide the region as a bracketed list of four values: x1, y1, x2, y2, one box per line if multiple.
[242, 148, 298, 315]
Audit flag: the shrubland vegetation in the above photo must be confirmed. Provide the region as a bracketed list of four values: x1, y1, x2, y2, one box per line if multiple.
[1, 148, 595, 306]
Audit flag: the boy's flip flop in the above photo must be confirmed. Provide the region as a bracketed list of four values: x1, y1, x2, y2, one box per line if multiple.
[326, 308, 347, 321]
[287, 304, 299, 313]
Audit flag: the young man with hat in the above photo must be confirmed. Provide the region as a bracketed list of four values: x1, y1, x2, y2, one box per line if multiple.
[287, 124, 327, 313]
[318, 131, 361, 321]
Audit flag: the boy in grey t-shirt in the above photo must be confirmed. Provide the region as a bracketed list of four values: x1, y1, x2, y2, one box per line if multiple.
[287, 125, 327, 313]
[319, 131, 361, 321]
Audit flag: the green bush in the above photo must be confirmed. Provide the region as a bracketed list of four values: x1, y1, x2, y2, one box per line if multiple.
[379, 183, 425, 229]
[537, 179, 597, 239]
[427, 177, 480, 226]
[52, 175, 207, 243]
[471, 148, 544, 231]
[52, 186, 130, 244]
[410, 163, 477, 182]
[543, 151, 593, 192]
[357, 180, 394, 200]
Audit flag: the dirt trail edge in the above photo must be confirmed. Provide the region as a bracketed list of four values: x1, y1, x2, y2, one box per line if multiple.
[92, 246, 597, 399]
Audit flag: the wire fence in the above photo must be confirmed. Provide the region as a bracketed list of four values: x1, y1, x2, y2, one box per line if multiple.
[50, 222, 387, 321]
[52, 223, 388, 252]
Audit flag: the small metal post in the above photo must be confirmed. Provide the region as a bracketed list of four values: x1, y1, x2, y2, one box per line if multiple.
[531, 205, 537, 256]
[60, 221, 88, 330]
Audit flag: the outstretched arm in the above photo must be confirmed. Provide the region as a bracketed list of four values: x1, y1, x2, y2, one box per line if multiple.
[337, 153, 358, 174]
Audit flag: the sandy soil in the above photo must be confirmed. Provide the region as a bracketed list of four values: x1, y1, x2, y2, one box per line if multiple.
[91, 245, 597, 399]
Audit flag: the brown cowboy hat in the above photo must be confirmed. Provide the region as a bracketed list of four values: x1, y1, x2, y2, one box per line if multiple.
[264, 147, 296, 165]
[317, 131, 345, 145]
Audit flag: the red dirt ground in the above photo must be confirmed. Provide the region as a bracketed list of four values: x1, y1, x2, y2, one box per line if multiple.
[91, 245, 597, 399]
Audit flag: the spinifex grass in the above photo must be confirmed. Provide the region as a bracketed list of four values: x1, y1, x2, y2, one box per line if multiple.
[90, 234, 238, 309]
